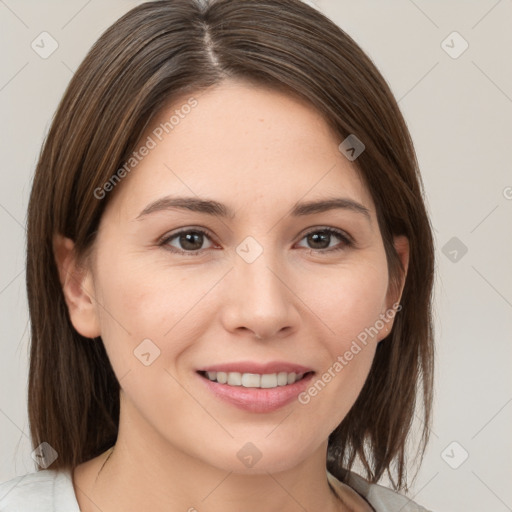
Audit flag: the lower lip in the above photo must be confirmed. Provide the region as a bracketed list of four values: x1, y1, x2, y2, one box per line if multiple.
[197, 371, 315, 413]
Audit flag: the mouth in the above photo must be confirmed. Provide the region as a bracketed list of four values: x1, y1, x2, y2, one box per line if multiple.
[195, 363, 316, 413]
[197, 369, 314, 388]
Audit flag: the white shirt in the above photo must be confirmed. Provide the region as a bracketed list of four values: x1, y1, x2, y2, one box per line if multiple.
[0, 468, 433, 511]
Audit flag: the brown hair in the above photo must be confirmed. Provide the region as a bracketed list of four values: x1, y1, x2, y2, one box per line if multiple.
[26, 0, 434, 491]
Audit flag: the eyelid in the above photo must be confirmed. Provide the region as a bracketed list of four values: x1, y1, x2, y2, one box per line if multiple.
[158, 227, 218, 251]
[298, 226, 353, 244]
[295, 226, 354, 253]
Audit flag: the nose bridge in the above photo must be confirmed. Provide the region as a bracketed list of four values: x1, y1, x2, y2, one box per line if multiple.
[222, 236, 298, 338]
[235, 239, 287, 307]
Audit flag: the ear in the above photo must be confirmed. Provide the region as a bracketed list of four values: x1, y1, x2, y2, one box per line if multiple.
[378, 235, 409, 341]
[390, 234, 409, 305]
[53, 234, 101, 339]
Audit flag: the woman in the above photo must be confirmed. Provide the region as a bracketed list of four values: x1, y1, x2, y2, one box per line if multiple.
[0, 0, 435, 510]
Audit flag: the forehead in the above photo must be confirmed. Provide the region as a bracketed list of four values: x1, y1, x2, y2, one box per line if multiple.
[107, 79, 374, 220]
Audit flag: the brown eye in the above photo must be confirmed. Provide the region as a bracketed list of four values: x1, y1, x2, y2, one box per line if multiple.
[161, 229, 214, 254]
[297, 228, 352, 252]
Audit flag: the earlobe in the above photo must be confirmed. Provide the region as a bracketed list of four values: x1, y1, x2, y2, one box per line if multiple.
[53, 234, 101, 339]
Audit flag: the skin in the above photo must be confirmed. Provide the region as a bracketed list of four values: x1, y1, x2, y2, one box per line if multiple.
[55, 79, 408, 512]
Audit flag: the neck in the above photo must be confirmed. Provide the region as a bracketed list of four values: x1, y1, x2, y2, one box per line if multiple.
[73, 397, 347, 512]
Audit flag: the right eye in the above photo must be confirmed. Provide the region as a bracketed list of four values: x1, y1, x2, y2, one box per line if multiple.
[160, 228, 217, 255]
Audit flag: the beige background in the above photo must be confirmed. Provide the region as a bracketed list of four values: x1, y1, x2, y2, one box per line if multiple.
[1, 1, 511, 510]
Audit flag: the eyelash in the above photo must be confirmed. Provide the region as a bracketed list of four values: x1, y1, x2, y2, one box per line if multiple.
[158, 227, 354, 256]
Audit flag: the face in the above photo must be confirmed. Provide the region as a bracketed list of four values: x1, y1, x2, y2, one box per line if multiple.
[62, 79, 408, 475]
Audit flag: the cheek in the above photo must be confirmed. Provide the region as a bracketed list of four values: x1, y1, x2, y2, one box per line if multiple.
[294, 260, 388, 415]
[298, 257, 389, 348]
[91, 253, 223, 373]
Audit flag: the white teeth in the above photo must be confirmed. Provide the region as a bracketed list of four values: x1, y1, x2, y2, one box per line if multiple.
[242, 373, 260, 388]
[203, 370, 307, 388]
[227, 372, 242, 386]
[277, 372, 288, 386]
[260, 373, 277, 388]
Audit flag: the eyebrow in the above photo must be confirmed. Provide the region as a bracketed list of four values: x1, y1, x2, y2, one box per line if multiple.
[136, 195, 371, 222]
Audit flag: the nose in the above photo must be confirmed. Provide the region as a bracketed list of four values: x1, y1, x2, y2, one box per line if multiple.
[220, 248, 300, 341]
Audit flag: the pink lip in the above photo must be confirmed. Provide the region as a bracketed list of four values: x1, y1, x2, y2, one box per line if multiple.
[197, 361, 313, 374]
[196, 370, 315, 413]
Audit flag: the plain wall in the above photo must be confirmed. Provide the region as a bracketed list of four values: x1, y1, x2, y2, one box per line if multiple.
[1, 1, 511, 511]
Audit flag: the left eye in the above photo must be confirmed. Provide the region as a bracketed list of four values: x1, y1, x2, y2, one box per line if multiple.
[296, 228, 352, 252]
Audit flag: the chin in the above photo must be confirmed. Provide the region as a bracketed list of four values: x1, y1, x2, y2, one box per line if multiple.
[200, 441, 310, 476]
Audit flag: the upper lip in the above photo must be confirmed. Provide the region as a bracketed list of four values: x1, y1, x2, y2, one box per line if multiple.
[197, 361, 314, 375]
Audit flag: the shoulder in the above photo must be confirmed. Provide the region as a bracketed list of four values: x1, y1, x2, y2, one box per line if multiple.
[0, 468, 80, 511]
[328, 469, 434, 512]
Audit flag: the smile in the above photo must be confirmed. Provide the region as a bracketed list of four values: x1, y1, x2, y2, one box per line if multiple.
[195, 361, 316, 412]
[198, 370, 311, 388]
